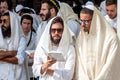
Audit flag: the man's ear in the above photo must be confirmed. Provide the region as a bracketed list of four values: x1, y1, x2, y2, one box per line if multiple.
[50, 8, 56, 15]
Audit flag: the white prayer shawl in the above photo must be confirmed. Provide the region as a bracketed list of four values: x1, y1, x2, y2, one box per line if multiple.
[0, 11, 21, 50]
[31, 14, 41, 31]
[57, 2, 80, 38]
[0, 11, 24, 80]
[117, 0, 120, 39]
[25, 31, 36, 78]
[99, 0, 107, 16]
[36, 21, 47, 45]
[33, 16, 75, 80]
[73, 7, 120, 80]
[57, 2, 78, 22]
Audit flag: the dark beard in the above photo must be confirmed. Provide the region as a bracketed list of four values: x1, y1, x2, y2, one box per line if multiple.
[45, 11, 51, 21]
[50, 35, 61, 44]
[1, 26, 11, 38]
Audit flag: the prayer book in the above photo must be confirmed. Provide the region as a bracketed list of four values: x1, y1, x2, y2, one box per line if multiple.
[0, 48, 6, 51]
[47, 51, 65, 62]
[41, 47, 65, 62]
[25, 50, 35, 55]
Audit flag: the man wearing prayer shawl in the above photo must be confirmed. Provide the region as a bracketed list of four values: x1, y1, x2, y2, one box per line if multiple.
[21, 14, 37, 80]
[32, 16, 75, 80]
[73, 5, 120, 80]
[0, 11, 27, 80]
[36, 0, 80, 45]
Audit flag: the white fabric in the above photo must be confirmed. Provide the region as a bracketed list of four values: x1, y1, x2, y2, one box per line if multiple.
[0, 11, 22, 50]
[84, 5, 94, 11]
[26, 31, 36, 50]
[36, 2, 80, 45]
[99, 0, 107, 16]
[25, 31, 36, 79]
[82, 1, 94, 10]
[36, 21, 47, 45]
[0, 11, 26, 80]
[57, 2, 80, 38]
[73, 7, 120, 80]
[117, 0, 120, 39]
[57, 2, 78, 21]
[105, 15, 117, 29]
[31, 14, 41, 31]
[15, 4, 24, 12]
[66, 20, 80, 37]
[33, 16, 75, 80]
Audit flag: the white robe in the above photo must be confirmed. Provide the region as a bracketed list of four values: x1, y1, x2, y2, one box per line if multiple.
[0, 11, 26, 80]
[73, 6, 120, 80]
[33, 16, 75, 80]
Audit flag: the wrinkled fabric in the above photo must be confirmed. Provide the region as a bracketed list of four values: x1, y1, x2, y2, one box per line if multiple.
[0, 11, 26, 80]
[33, 16, 75, 80]
[73, 7, 120, 80]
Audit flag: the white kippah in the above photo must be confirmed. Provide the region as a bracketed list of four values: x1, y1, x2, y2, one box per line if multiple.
[84, 5, 94, 11]
[15, 4, 24, 12]
[82, 1, 94, 11]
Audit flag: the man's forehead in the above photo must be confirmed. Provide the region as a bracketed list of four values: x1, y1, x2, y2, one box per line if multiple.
[41, 3, 49, 8]
[80, 13, 92, 19]
[0, 1, 8, 6]
[1, 15, 10, 19]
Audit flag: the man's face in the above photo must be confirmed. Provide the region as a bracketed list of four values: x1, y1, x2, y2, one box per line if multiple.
[50, 22, 63, 44]
[1, 15, 10, 31]
[106, 4, 117, 19]
[0, 15, 11, 38]
[80, 13, 92, 33]
[21, 19, 32, 35]
[40, 3, 51, 21]
[0, 1, 8, 14]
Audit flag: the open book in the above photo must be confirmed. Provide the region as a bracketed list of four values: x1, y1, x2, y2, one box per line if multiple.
[48, 51, 65, 62]
[0, 48, 6, 51]
[25, 50, 35, 55]
[41, 47, 65, 62]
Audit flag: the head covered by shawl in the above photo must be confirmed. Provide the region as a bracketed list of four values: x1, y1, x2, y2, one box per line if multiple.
[57, 2, 78, 22]
[74, 5, 120, 80]
[0, 11, 23, 50]
[36, 16, 73, 57]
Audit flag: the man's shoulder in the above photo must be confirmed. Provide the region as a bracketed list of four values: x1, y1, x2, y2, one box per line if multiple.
[38, 21, 47, 30]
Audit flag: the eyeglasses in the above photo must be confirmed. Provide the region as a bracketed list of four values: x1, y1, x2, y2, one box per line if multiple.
[51, 28, 63, 33]
[0, 19, 7, 24]
[79, 19, 92, 24]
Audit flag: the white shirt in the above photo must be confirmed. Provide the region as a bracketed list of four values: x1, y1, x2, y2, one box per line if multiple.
[0, 36, 27, 80]
[105, 15, 117, 29]
[33, 16, 75, 80]
[25, 31, 36, 78]
[33, 45, 75, 80]
[66, 19, 80, 38]
[36, 21, 47, 45]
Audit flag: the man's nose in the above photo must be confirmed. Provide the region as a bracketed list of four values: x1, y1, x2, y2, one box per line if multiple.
[81, 22, 85, 27]
[54, 30, 59, 34]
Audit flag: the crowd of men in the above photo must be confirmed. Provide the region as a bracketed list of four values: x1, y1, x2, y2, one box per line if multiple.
[0, 0, 119, 80]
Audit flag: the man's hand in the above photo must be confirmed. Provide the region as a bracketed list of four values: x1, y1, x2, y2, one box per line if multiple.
[0, 50, 17, 60]
[41, 56, 56, 74]
[46, 69, 54, 76]
[46, 56, 56, 67]
[27, 53, 34, 59]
